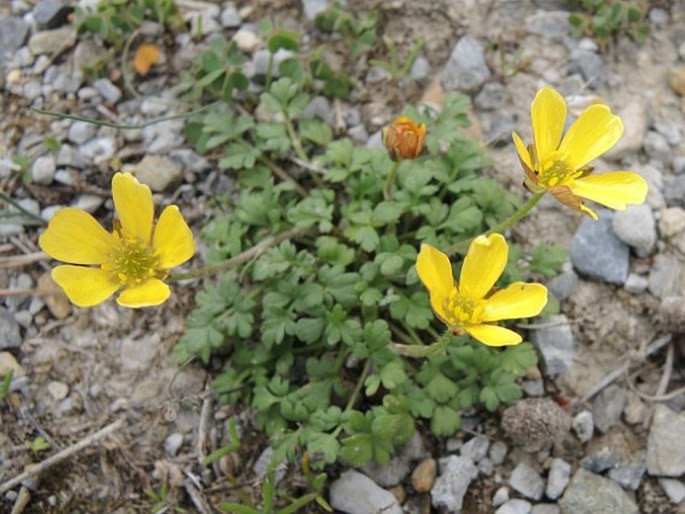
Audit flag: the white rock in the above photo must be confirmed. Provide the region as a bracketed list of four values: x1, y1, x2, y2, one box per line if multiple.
[492, 486, 509, 507]
[233, 28, 260, 53]
[329, 470, 402, 514]
[611, 204, 656, 257]
[47, 380, 69, 401]
[31, 155, 56, 184]
[546, 458, 571, 499]
[572, 410, 594, 442]
[164, 433, 184, 457]
[509, 462, 545, 500]
[659, 478, 685, 504]
[431, 456, 478, 512]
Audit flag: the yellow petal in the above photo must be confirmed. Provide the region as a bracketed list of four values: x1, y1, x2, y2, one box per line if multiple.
[52, 265, 120, 307]
[558, 104, 623, 170]
[416, 244, 454, 298]
[428, 291, 453, 328]
[459, 233, 508, 300]
[531, 87, 567, 162]
[482, 282, 548, 322]
[39, 208, 113, 265]
[117, 278, 170, 308]
[112, 172, 154, 244]
[464, 323, 522, 347]
[512, 131, 533, 171]
[569, 171, 649, 210]
[152, 205, 195, 269]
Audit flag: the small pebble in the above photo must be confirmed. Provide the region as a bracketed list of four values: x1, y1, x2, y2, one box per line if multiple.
[572, 410, 594, 442]
[164, 433, 184, 457]
[411, 458, 436, 492]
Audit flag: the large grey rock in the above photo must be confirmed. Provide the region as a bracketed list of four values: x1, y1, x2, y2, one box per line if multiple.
[130, 155, 182, 193]
[608, 461, 646, 490]
[569, 49, 606, 89]
[546, 458, 571, 500]
[525, 10, 570, 42]
[547, 270, 577, 301]
[644, 131, 671, 163]
[330, 470, 402, 514]
[659, 478, 685, 504]
[475, 82, 506, 110]
[361, 432, 425, 487]
[532, 505, 560, 514]
[611, 204, 656, 257]
[653, 121, 681, 147]
[530, 314, 574, 375]
[28, 27, 75, 55]
[664, 175, 685, 208]
[33, 1, 73, 30]
[509, 462, 545, 500]
[0, 308, 22, 350]
[460, 435, 490, 462]
[0, 17, 30, 66]
[431, 455, 478, 512]
[648, 253, 684, 299]
[592, 385, 627, 433]
[647, 404, 685, 476]
[442, 36, 491, 93]
[570, 210, 630, 285]
[502, 398, 571, 452]
[604, 101, 646, 161]
[559, 469, 639, 514]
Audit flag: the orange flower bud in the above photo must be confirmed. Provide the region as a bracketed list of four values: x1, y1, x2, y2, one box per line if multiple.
[382, 116, 427, 161]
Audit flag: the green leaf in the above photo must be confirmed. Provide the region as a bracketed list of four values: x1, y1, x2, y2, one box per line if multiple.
[295, 317, 325, 343]
[268, 30, 300, 53]
[315, 236, 355, 267]
[340, 433, 374, 467]
[363, 320, 391, 352]
[500, 342, 538, 375]
[529, 242, 567, 277]
[253, 242, 296, 280]
[379, 360, 406, 390]
[299, 119, 333, 145]
[389, 291, 433, 329]
[372, 201, 403, 225]
[287, 196, 333, 232]
[480, 386, 499, 412]
[426, 372, 458, 403]
[306, 431, 339, 465]
[431, 405, 461, 436]
[352, 226, 380, 252]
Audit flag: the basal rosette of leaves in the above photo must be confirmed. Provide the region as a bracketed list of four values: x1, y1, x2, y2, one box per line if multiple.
[174, 81, 565, 468]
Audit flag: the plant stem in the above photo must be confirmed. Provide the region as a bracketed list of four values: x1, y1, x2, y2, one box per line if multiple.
[0, 192, 46, 225]
[32, 106, 210, 130]
[392, 330, 453, 358]
[382, 160, 401, 202]
[331, 358, 372, 439]
[259, 156, 307, 197]
[168, 226, 308, 282]
[283, 113, 325, 189]
[443, 192, 545, 256]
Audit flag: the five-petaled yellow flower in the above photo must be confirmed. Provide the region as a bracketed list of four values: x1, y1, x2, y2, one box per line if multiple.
[382, 115, 427, 161]
[416, 234, 547, 346]
[512, 86, 648, 219]
[39, 172, 195, 308]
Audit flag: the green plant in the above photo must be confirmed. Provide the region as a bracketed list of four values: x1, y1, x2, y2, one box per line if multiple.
[174, 85, 562, 470]
[315, 3, 379, 59]
[145, 481, 187, 514]
[0, 370, 12, 401]
[74, 0, 184, 49]
[26, 436, 50, 453]
[369, 36, 425, 81]
[569, 0, 650, 50]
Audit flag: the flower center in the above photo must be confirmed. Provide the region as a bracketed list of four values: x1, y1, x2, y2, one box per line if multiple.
[102, 233, 159, 287]
[441, 288, 485, 326]
[537, 151, 582, 188]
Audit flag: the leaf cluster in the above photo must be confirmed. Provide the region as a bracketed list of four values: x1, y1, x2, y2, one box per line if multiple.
[569, 0, 650, 49]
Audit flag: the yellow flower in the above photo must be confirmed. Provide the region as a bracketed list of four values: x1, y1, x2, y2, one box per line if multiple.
[416, 234, 547, 346]
[512, 87, 648, 219]
[382, 115, 427, 161]
[39, 172, 195, 308]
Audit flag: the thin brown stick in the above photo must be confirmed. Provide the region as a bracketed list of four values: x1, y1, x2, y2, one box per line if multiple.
[0, 419, 125, 495]
[197, 383, 212, 466]
[0, 289, 37, 297]
[0, 252, 47, 269]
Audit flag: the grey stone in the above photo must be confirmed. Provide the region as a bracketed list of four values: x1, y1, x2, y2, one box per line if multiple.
[570, 210, 630, 285]
[46, 381, 68, 401]
[348, 125, 369, 143]
[22, 80, 42, 102]
[546, 458, 571, 499]
[581, 447, 620, 474]
[164, 433, 183, 457]
[232, 28, 261, 53]
[592, 385, 627, 433]
[28, 27, 74, 55]
[604, 101, 646, 160]
[31, 155, 56, 185]
[142, 120, 184, 153]
[187, 7, 222, 36]
[14, 310, 32, 329]
[57, 144, 89, 169]
[303, 96, 333, 125]
[624, 273, 648, 294]
[502, 398, 571, 452]
[659, 478, 685, 504]
[486, 111, 517, 146]
[409, 55, 430, 81]
[80, 136, 117, 162]
[611, 204, 656, 257]
[68, 121, 97, 145]
[129, 155, 182, 193]
[653, 121, 681, 147]
[521, 379, 544, 397]
[33, 1, 72, 30]
[547, 270, 577, 301]
[509, 462, 545, 500]
[0, 17, 29, 66]
[0, 308, 22, 350]
[441, 35, 491, 93]
[301, 0, 329, 20]
[489, 440, 508, 465]
[93, 78, 122, 103]
[461, 435, 490, 462]
[493, 486, 509, 507]
[72, 39, 106, 72]
[530, 314, 574, 375]
[648, 253, 683, 299]
[478, 457, 494, 476]
[532, 505, 560, 514]
[649, 7, 669, 25]
[525, 10, 570, 42]
[496, 499, 532, 514]
[647, 404, 685, 476]
[664, 175, 685, 208]
[636, 163, 664, 208]
[252, 446, 286, 484]
[572, 410, 594, 442]
[673, 155, 685, 174]
[608, 462, 646, 490]
[431, 455, 478, 512]
[559, 469, 638, 514]
[644, 131, 671, 163]
[120, 334, 158, 371]
[330, 470, 402, 514]
[366, 65, 392, 84]
[362, 432, 425, 487]
[10, 47, 33, 68]
[169, 148, 210, 174]
[72, 194, 104, 213]
[680, 41, 685, 61]
[250, 48, 293, 79]
[475, 82, 506, 110]
[569, 49, 606, 89]
[220, 3, 241, 28]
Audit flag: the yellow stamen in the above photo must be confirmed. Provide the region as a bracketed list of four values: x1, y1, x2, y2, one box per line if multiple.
[441, 289, 485, 326]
